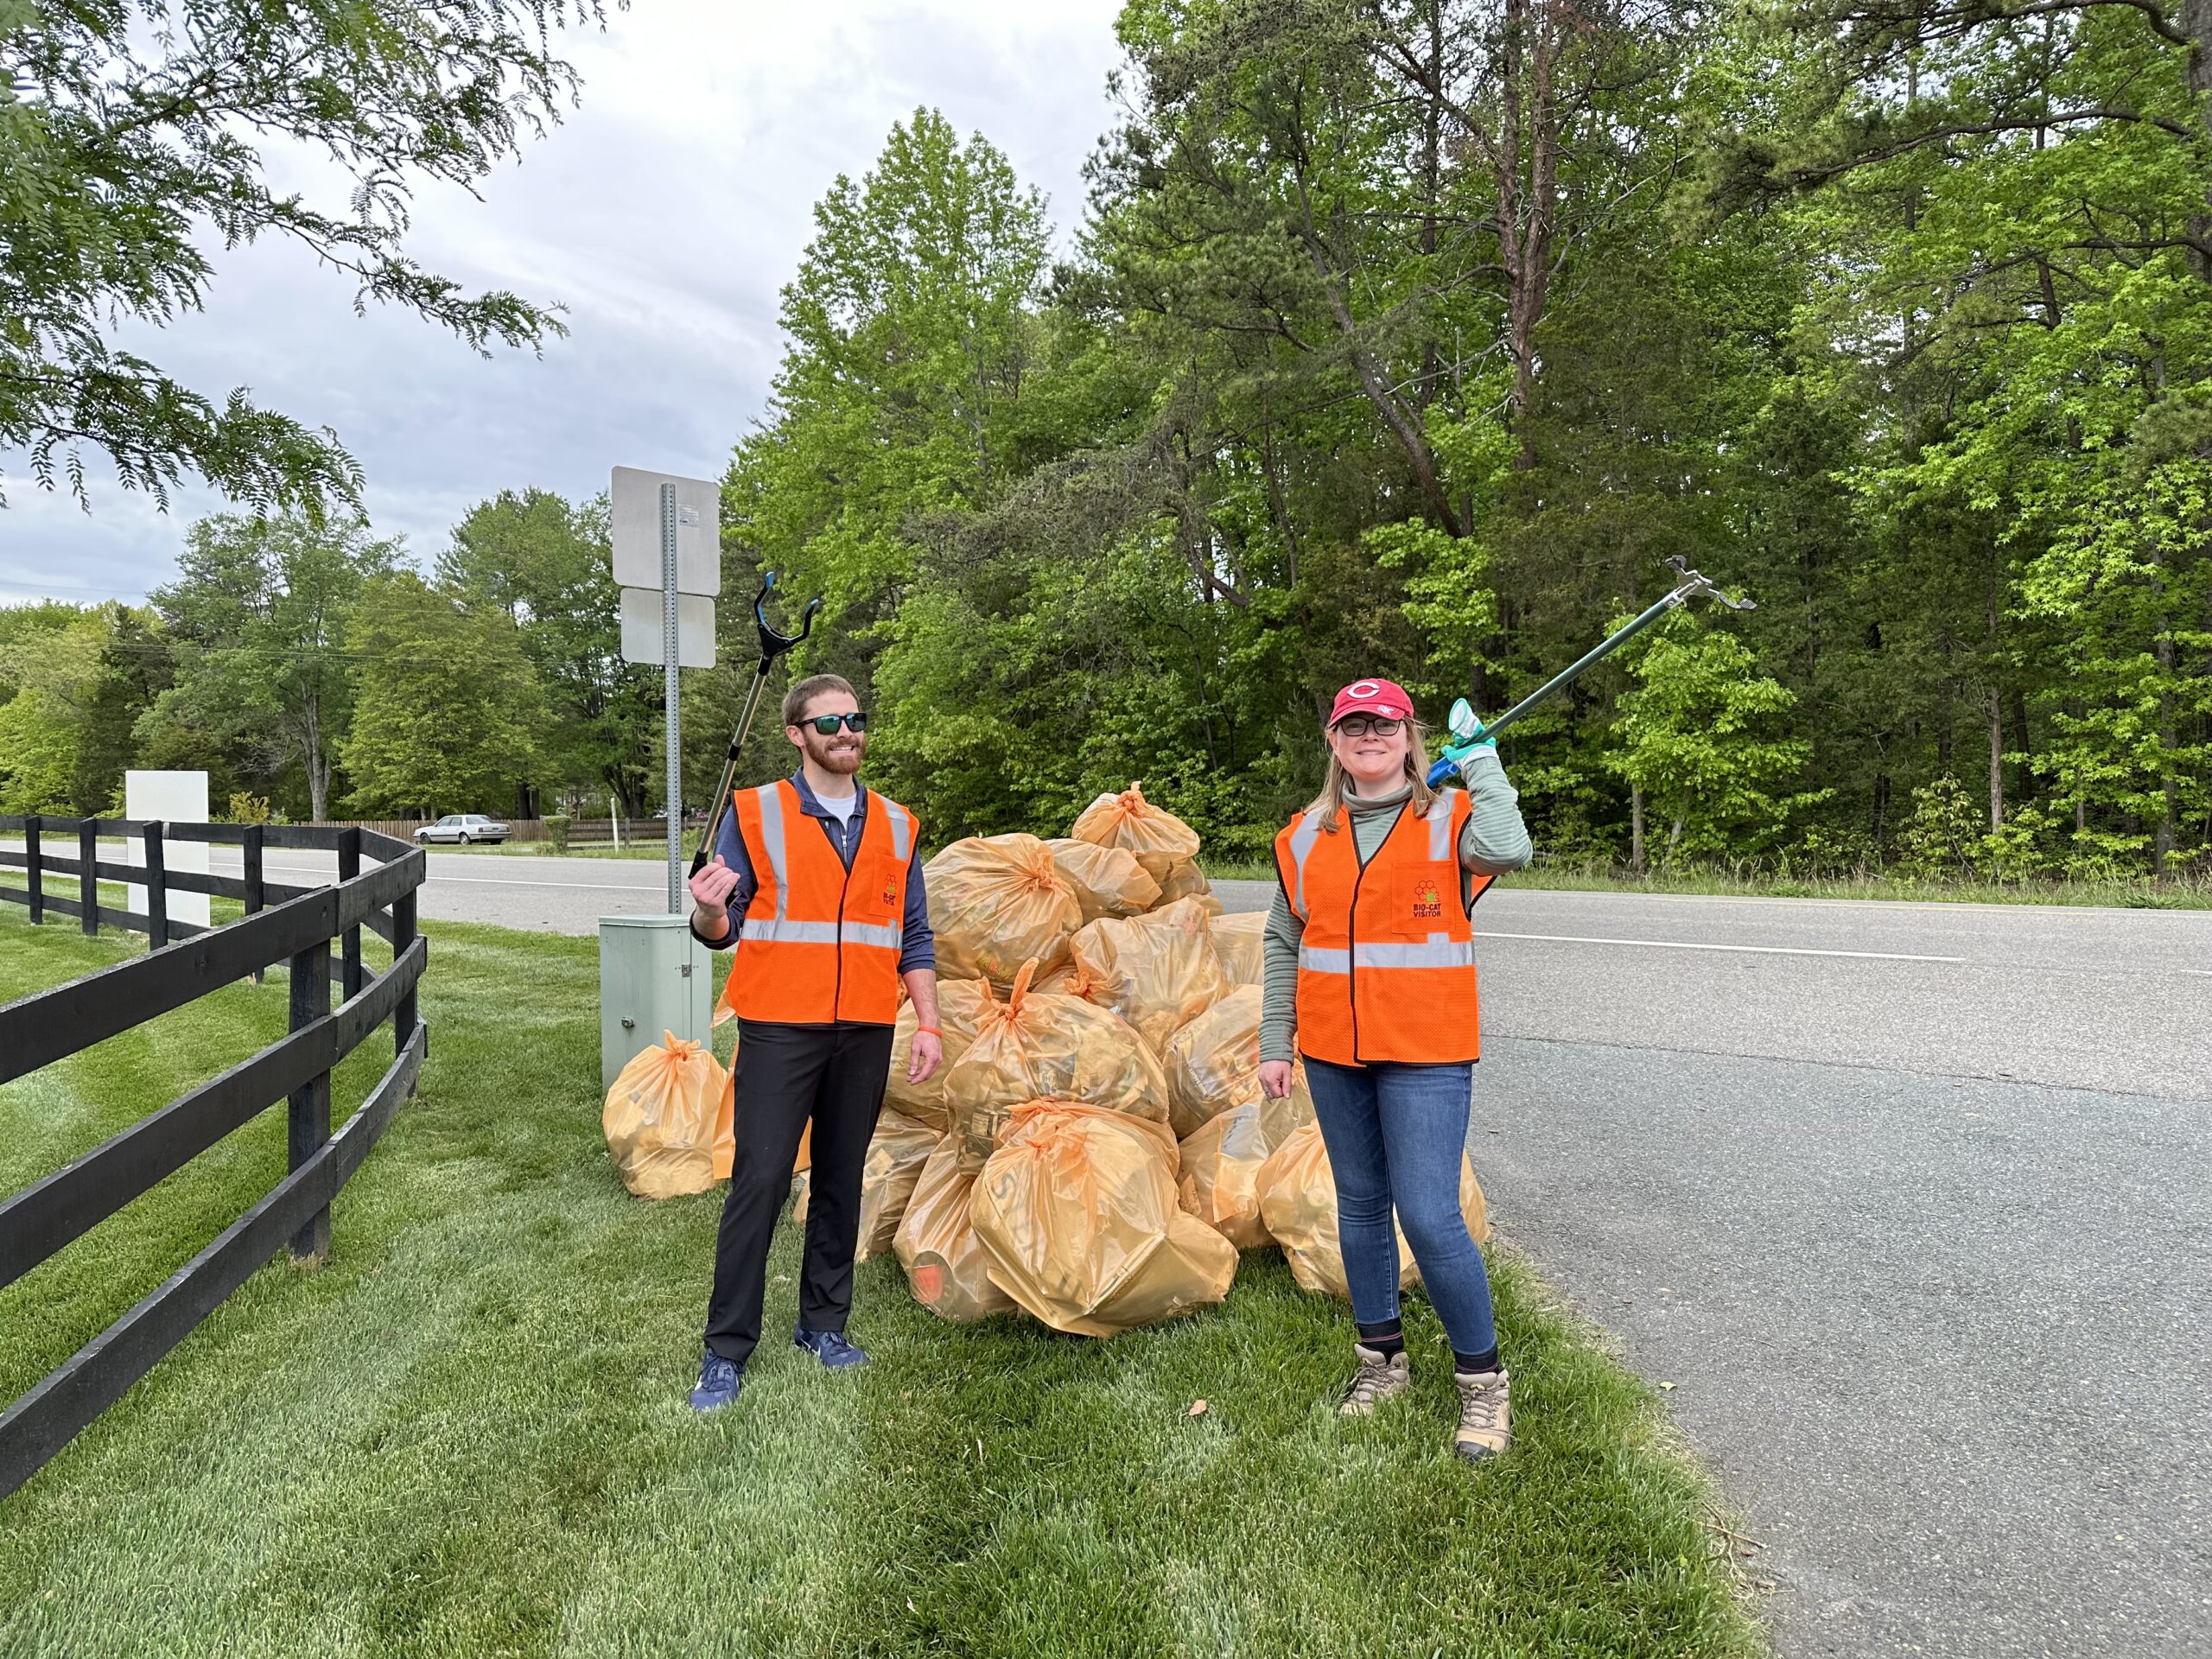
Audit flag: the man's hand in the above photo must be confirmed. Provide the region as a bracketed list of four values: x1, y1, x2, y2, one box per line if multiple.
[908, 1027, 943, 1084]
[1258, 1059, 1295, 1100]
[900, 967, 943, 1083]
[690, 855, 741, 936]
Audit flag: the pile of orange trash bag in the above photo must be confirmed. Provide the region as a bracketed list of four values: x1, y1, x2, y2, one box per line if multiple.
[843, 781, 1497, 1334]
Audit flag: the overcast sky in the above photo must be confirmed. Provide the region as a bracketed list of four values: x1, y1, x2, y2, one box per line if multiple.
[0, 0, 1128, 607]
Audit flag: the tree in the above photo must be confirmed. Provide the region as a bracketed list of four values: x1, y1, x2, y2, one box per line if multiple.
[147, 511, 400, 819]
[340, 574, 544, 817]
[73, 607, 175, 813]
[1605, 620, 1821, 862]
[0, 603, 108, 811]
[0, 0, 604, 509]
[727, 108, 1052, 632]
[438, 487, 655, 815]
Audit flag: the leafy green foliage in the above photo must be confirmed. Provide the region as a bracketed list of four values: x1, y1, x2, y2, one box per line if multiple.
[1606, 620, 1823, 859]
[340, 573, 544, 817]
[145, 512, 400, 820]
[0, 0, 605, 509]
[9, 0, 2212, 874]
[439, 487, 656, 816]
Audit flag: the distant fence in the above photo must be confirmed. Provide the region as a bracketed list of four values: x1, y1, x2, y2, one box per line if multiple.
[0, 815, 428, 1499]
[315, 816, 695, 845]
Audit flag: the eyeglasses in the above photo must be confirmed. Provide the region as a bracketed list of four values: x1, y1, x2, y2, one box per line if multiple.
[1334, 715, 1403, 738]
[802, 711, 869, 734]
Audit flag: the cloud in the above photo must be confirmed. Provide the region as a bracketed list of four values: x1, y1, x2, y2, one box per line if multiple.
[0, 0, 1127, 606]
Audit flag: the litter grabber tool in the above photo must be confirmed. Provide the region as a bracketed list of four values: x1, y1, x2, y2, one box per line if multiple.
[690, 570, 823, 876]
[1426, 556, 1756, 787]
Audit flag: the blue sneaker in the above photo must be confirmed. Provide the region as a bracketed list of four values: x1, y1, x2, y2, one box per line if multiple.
[690, 1349, 744, 1412]
[793, 1326, 869, 1369]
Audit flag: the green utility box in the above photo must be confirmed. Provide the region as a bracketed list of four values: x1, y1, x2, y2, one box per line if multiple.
[600, 912, 716, 1089]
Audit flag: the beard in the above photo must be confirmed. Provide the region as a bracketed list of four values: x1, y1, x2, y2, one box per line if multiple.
[802, 729, 866, 775]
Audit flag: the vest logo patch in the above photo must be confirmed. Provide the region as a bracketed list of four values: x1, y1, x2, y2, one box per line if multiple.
[881, 880, 899, 908]
[1412, 880, 1442, 919]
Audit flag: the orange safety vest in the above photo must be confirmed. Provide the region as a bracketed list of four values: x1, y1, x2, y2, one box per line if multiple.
[720, 779, 918, 1027]
[1273, 788, 1490, 1066]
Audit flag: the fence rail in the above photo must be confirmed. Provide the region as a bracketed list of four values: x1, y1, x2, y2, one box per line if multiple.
[0, 813, 427, 1499]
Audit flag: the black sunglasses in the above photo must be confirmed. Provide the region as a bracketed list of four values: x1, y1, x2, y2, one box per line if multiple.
[801, 710, 869, 734]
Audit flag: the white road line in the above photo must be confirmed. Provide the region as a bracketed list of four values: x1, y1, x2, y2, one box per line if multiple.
[1468, 929, 1966, 964]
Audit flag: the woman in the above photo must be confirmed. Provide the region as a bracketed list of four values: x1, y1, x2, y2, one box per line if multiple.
[1257, 677, 1532, 1463]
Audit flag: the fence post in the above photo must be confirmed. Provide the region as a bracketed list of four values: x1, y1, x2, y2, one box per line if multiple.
[79, 820, 98, 938]
[338, 828, 363, 1002]
[245, 823, 265, 985]
[393, 880, 419, 1090]
[288, 936, 333, 1262]
[24, 816, 41, 925]
[143, 822, 168, 950]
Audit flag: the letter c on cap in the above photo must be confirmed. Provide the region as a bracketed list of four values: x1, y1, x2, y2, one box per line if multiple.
[1349, 680, 1381, 697]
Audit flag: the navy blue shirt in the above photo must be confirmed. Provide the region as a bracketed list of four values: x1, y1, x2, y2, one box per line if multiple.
[690, 772, 934, 976]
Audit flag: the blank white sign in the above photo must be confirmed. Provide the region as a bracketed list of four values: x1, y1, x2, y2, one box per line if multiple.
[620, 588, 717, 668]
[124, 770, 211, 927]
[610, 467, 722, 595]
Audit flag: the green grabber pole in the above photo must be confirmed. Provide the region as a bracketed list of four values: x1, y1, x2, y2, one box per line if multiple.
[1424, 556, 1756, 787]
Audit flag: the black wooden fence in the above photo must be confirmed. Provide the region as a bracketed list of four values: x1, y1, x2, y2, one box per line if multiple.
[0, 815, 428, 1498]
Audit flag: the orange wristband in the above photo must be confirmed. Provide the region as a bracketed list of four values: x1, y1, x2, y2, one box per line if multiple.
[916, 1025, 941, 1037]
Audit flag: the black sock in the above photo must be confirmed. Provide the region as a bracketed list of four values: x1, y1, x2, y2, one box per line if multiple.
[1357, 1319, 1405, 1359]
[1453, 1345, 1501, 1376]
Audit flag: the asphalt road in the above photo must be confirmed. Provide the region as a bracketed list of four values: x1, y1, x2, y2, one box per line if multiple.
[158, 849, 2212, 1652]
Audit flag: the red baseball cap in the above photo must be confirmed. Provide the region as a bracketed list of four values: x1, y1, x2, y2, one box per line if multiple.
[1328, 677, 1414, 727]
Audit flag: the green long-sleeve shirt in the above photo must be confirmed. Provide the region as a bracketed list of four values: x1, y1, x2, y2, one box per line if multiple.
[1260, 748, 1532, 1065]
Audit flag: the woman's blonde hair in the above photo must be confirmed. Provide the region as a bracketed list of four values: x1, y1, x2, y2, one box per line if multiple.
[1303, 714, 1437, 833]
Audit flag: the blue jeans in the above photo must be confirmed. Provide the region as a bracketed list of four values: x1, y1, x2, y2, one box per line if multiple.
[1304, 1057, 1497, 1357]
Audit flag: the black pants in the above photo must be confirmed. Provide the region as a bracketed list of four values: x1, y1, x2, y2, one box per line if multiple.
[702, 1019, 893, 1366]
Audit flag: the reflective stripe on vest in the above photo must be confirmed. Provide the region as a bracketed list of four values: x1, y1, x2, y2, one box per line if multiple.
[721, 780, 918, 1026]
[1273, 787, 1483, 1065]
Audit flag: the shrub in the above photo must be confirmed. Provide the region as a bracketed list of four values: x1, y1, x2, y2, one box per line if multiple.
[543, 813, 572, 854]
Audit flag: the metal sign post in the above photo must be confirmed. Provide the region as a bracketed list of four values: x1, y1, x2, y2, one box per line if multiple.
[612, 466, 722, 914]
[659, 483, 683, 912]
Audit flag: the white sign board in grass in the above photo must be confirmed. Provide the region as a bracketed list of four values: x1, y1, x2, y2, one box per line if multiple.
[124, 770, 210, 927]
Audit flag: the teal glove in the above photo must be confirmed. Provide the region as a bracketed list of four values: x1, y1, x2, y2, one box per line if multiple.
[1441, 719, 1495, 772]
[1425, 700, 1496, 787]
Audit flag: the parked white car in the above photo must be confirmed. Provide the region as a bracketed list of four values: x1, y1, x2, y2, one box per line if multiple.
[413, 814, 510, 845]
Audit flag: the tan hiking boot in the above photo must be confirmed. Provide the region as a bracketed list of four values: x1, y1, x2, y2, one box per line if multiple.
[1338, 1343, 1412, 1415]
[1452, 1367, 1511, 1462]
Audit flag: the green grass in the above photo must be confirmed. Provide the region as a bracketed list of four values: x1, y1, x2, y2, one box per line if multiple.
[0, 918, 1764, 1659]
[1203, 856, 2212, 908]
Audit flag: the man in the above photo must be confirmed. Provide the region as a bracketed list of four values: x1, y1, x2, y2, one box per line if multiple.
[685, 672, 942, 1411]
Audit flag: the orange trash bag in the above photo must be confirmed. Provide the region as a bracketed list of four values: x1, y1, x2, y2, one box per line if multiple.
[939, 962, 1171, 1172]
[1162, 983, 1266, 1139]
[603, 1033, 732, 1199]
[1068, 781, 1205, 906]
[884, 979, 994, 1132]
[971, 1101, 1236, 1337]
[1030, 956, 1106, 1001]
[1067, 896, 1230, 1056]
[857, 1109, 944, 1261]
[893, 1135, 1020, 1322]
[1177, 1080, 1315, 1249]
[1149, 858, 1212, 907]
[1211, 912, 1266, 986]
[925, 834, 1084, 987]
[1043, 837, 1161, 922]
